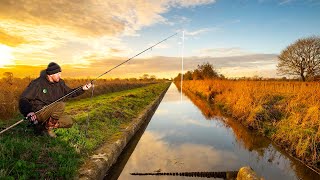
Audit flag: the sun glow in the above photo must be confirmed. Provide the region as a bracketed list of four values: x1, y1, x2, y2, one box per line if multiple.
[0, 44, 14, 67]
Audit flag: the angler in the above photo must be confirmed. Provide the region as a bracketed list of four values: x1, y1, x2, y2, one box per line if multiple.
[19, 62, 92, 138]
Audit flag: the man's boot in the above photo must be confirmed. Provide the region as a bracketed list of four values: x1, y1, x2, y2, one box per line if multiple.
[44, 127, 57, 138]
[43, 117, 59, 138]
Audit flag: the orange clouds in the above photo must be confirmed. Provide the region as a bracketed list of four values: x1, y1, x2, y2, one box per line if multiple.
[0, 0, 216, 38]
[0, 0, 278, 79]
[0, 53, 278, 79]
[0, 0, 124, 37]
[0, 30, 26, 47]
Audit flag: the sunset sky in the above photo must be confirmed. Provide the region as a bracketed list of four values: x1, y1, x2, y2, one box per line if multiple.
[0, 0, 319, 79]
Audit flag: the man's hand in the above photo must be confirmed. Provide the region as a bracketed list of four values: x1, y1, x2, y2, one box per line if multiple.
[82, 83, 92, 91]
[27, 112, 37, 122]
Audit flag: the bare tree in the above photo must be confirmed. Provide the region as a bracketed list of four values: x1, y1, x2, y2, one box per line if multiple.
[277, 36, 320, 81]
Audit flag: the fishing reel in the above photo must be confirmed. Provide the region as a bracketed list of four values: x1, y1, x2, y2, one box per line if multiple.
[25, 115, 38, 126]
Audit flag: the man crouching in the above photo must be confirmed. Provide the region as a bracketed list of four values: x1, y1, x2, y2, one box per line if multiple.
[19, 62, 92, 138]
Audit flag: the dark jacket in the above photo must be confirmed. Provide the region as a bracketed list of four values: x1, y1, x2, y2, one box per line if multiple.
[19, 71, 85, 116]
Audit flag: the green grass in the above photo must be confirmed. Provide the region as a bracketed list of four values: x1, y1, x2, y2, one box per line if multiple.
[0, 82, 170, 179]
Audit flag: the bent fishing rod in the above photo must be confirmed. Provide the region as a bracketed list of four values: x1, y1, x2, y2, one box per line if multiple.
[0, 32, 178, 135]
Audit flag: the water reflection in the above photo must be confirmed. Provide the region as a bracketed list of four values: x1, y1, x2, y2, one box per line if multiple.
[108, 83, 319, 180]
[118, 131, 238, 180]
[179, 87, 270, 156]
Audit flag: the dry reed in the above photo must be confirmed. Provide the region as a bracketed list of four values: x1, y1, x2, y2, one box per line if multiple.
[176, 79, 320, 170]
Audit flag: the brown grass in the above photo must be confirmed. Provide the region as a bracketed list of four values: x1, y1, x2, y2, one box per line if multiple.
[175, 79, 320, 170]
[0, 77, 160, 121]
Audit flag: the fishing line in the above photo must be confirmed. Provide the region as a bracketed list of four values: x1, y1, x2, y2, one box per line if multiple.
[181, 30, 185, 102]
[91, 32, 178, 82]
[0, 32, 178, 135]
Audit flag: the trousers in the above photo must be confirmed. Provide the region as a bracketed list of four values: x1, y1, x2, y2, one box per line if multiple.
[36, 102, 73, 128]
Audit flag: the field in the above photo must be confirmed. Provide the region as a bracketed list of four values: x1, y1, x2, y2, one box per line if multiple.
[0, 77, 159, 121]
[176, 79, 320, 171]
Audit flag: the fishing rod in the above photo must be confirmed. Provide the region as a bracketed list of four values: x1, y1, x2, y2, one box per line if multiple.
[130, 171, 238, 179]
[0, 32, 178, 135]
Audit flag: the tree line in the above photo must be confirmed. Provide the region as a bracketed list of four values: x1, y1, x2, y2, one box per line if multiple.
[174, 62, 225, 81]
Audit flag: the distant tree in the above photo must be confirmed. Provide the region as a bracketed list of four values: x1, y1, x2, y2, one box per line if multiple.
[174, 73, 182, 81]
[184, 71, 193, 80]
[150, 75, 156, 81]
[192, 69, 202, 80]
[141, 74, 149, 80]
[3, 72, 13, 85]
[197, 62, 219, 79]
[174, 62, 224, 81]
[129, 78, 138, 81]
[277, 36, 320, 81]
[252, 75, 263, 81]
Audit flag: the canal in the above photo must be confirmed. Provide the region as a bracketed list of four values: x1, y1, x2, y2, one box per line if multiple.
[105, 83, 319, 179]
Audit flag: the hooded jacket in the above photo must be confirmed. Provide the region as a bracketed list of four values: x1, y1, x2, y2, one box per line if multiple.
[19, 70, 85, 116]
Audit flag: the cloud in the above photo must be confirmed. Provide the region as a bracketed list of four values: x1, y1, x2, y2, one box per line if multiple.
[0, 0, 217, 66]
[185, 28, 216, 36]
[186, 118, 219, 128]
[0, 20, 78, 65]
[279, 0, 293, 5]
[172, 16, 192, 25]
[196, 47, 252, 57]
[1, 53, 278, 78]
[0, 0, 216, 37]
[0, 29, 27, 47]
[119, 131, 238, 178]
[80, 53, 278, 78]
[0, 0, 124, 37]
[170, 0, 217, 7]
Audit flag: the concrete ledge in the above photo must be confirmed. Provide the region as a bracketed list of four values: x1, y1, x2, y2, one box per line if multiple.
[76, 83, 171, 180]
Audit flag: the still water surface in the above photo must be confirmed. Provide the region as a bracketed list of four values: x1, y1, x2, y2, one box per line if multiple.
[106, 83, 319, 180]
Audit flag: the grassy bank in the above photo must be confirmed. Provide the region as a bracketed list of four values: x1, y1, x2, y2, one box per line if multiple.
[0, 82, 170, 179]
[0, 77, 159, 120]
[175, 80, 320, 171]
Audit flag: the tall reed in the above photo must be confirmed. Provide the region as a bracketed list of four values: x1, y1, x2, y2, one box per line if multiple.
[176, 80, 320, 170]
[0, 77, 158, 121]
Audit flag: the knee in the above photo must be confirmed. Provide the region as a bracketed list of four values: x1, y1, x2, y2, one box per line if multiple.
[59, 116, 73, 128]
[55, 102, 66, 110]
[62, 121, 73, 128]
[67, 119, 74, 127]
